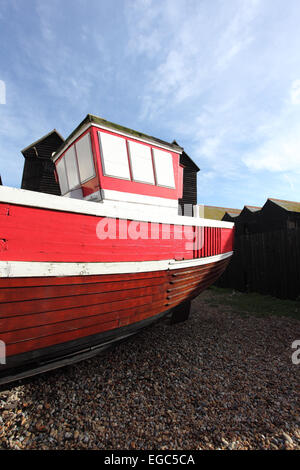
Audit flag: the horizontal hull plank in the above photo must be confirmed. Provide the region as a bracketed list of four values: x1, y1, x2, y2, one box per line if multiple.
[0, 285, 168, 318]
[0, 276, 169, 303]
[0, 254, 232, 382]
[170, 257, 229, 277]
[6, 319, 120, 357]
[168, 260, 229, 287]
[0, 297, 169, 334]
[0, 269, 167, 289]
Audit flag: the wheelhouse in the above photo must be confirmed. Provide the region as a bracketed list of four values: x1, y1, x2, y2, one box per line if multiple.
[52, 115, 185, 215]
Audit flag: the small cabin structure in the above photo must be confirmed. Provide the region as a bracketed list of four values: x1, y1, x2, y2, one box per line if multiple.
[51, 115, 192, 216]
[21, 130, 64, 195]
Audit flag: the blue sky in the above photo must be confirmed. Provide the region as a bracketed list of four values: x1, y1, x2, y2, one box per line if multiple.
[1, 0, 300, 209]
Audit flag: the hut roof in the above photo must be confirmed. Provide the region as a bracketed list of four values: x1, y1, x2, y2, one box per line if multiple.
[243, 205, 261, 212]
[202, 205, 242, 220]
[21, 129, 64, 160]
[172, 140, 200, 171]
[268, 198, 300, 213]
[226, 211, 241, 218]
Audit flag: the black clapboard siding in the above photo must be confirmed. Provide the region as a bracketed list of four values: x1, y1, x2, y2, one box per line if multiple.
[177, 148, 200, 216]
[178, 167, 197, 216]
[21, 130, 64, 195]
[217, 198, 300, 299]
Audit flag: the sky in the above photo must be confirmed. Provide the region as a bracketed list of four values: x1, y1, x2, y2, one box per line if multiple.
[0, 0, 300, 209]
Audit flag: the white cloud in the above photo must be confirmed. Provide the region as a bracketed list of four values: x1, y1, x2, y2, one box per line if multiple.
[290, 79, 300, 105]
[0, 80, 6, 104]
[243, 123, 300, 173]
[283, 174, 295, 191]
[2, 0, 300, 207]
[125, 0, 300, 205]
[126, 0, 262, 119]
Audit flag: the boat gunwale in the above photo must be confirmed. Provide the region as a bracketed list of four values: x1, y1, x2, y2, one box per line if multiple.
[0, 186, 234, 229]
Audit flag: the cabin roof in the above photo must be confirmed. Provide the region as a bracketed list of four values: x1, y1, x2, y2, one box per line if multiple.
[22, 129, 64, 160]
[55, 114, 184, 157]
[268, 198, 300, 213]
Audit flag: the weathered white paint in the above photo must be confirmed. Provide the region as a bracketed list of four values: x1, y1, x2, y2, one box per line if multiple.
[168, 251, 232, 270]
[100, 189, 178, 208]
[0, 186, 234, 229]
[0, 252, 233, 278]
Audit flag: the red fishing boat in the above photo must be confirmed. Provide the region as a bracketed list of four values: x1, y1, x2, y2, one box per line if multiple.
[0, 115, 234, 384]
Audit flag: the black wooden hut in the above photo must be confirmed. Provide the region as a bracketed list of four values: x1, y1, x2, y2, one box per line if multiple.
[232, 205, 261, 235]
[21, 130, 64, 195]
[173, 141, 200, 216]
[222, 212, 240, 223]
[258, 198, 300, 231]
[217, 198, 300, 299]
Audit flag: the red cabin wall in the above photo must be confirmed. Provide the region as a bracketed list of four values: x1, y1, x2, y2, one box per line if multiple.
[90, 126, 182, 200]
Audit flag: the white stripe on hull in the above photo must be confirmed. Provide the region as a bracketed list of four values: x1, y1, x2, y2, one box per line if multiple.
[100, 189, 179, 208]
[0, 252, 233, 278]
[0, 186, 234, 229]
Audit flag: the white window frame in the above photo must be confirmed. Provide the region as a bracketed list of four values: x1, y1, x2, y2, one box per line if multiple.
[64, 145, 80, 191]
[98, 131, 131, 181]
[152, 148, 175, 188]
[75, 133, 96, 184]
[127, 140, 155, 185]
[56, 157, 69, 195]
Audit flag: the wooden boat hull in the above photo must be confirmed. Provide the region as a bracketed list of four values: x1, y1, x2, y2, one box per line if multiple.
[0, 254, 231, 384]
[0, 187, 234, 384]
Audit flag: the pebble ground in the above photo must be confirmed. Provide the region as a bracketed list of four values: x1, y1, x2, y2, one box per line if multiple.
[0, 289, 299, 450]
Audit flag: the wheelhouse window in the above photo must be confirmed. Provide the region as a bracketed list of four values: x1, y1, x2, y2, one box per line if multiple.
[128, 140, 155, 184]
[98, 131, 130, 180]
[97, 131, 176, 189]
[152, 148, 175, 188]
[56, 132, 96, 195]
[64, 146, 80, 190]
[56, 158, 69, 195]
[75, 133, 95, 183]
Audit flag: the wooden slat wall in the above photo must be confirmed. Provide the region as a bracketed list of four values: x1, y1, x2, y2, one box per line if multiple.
[216, 227, 300, 300]
[178, 167, 197, 216]
[0, 258, 230, 359]
[193, 227, 222, 258]
[21, 131, 63, 196]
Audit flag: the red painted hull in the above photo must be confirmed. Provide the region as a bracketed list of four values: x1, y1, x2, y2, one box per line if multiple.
[0, 202, 233, 262]
[0, 257, 230, 384]
[0, 196, 234, 384]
